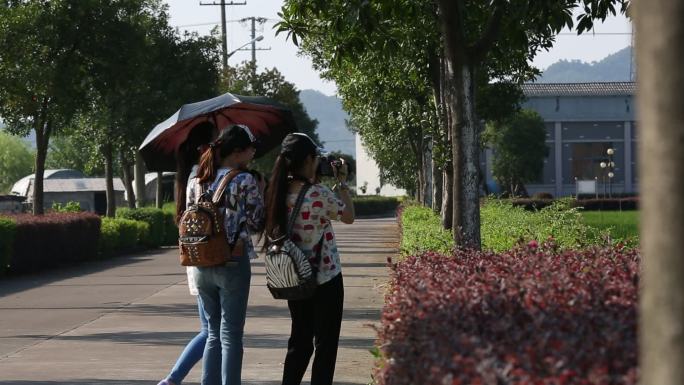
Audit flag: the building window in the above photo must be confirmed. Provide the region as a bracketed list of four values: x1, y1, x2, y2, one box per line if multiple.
[562, 121, 624, 140]
[563, 142, 625, 184]
[532, 143, 555, 184]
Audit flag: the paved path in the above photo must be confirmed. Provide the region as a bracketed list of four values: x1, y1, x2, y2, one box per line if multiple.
[0, 218, 397, 385]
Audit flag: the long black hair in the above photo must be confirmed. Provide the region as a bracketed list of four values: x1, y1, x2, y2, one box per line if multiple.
[196, 124, 256, 184]
[263, 133, 320, 241]
[175, 122, 214, 223]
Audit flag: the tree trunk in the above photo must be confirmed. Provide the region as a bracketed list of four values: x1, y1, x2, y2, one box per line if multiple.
[32, 124, 49, 215]
[432, 155, 442, 213]
[637, 1, 684, 384]
[424, 141, 433, 208]
[103, 142, 116, 217]
[453, 63, 481, 249]
[31, 101, 51, 215]
[156, 171, 163, 209]
[120, 151, 136, 209]
[134, 151, 146, 208]
[441, 164, 453, 230]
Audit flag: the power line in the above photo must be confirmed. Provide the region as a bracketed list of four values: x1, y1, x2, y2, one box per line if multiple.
[174, 18, 279, 29]
[557, 32, 632, 35]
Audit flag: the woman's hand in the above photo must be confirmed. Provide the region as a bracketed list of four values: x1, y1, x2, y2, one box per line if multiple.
[332, 158, 349, 183]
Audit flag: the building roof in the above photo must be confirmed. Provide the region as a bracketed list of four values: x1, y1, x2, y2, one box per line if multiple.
[10, 169, 85, 196]
[40, 178, 125, 193]
[521, 82, 636, 97]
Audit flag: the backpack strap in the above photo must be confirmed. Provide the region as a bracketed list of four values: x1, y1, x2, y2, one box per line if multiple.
[211, 169, 244, 205]
[287, 182, 312, 238]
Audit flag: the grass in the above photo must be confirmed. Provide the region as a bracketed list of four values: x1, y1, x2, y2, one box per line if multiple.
[581, 210, 639, 241]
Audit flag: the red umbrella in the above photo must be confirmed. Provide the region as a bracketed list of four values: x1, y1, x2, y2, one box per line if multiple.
[139, 92, 296, 171]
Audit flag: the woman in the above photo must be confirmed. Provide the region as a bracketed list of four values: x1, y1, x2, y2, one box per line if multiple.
[263, 133, 355, 385]
[189, 124, 264, 385]
[158, 122, 214, 385]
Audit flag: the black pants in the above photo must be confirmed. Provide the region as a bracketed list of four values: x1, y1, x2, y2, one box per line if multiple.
[282, 273, 344, 385]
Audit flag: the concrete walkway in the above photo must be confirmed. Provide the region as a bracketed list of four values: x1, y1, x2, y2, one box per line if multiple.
[0, 218, 397, 385]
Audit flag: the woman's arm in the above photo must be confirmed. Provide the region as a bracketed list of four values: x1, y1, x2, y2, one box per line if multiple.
[334, 182, 355, 224]
[333, 159, 354, 224]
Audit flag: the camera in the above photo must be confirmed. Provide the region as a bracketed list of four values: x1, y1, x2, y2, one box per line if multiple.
[317, 155, 355, 178]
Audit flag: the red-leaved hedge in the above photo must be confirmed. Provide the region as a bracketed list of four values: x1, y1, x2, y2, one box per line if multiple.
[375, 243, 639, 385]
[8, 212, 101, 273]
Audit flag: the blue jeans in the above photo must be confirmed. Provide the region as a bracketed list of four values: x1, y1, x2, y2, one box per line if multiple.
[195, 258, 251, 385]
[167, 296, 209, 384]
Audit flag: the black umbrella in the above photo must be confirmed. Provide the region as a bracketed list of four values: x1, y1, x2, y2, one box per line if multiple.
[139, 92, 296, 171]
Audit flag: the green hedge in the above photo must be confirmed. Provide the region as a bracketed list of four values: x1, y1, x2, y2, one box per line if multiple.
[116, 207, 166, 247]
[353, 196, 401, 217]
[0, 217, 16, 274]
[99, 217, 149, 256]
[400, 199, 606, 255]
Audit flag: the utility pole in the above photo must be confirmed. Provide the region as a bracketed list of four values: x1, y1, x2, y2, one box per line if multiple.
[200, 0, 247, 70]
[239, 17, 271, 66]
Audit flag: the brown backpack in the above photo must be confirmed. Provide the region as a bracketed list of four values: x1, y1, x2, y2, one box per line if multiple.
[178, 169, 244, 267]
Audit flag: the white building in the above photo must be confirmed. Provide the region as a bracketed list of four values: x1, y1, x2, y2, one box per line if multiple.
[354, 134, 406, 197]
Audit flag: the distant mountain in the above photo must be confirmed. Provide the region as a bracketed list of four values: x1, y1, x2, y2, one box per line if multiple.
[299, 89, 355, 156]
[537, 46, 634, 83]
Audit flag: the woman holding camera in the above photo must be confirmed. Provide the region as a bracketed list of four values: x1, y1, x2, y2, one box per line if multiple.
[263, 133, 355, 385]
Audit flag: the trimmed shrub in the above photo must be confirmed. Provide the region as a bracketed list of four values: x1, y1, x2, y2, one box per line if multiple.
[8, 212, 101, 273]
[99, 217, 150, 256]
[116, 207, 165, 247]
[577, 197, 639, 211]
[510, 197, 639, 211]
[375, 245, 639, 384]
[531, 191, 554, 200]
[0, 216, 16, 274]
[353, 196, 401, 217]
[162, 211, 179, 246]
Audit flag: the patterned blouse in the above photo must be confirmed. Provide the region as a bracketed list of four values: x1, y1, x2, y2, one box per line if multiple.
[186, 167, 265, 260]
[287, 184, 346, 285]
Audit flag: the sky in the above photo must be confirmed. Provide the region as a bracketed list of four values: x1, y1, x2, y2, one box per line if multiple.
[165, 1, 632, 97]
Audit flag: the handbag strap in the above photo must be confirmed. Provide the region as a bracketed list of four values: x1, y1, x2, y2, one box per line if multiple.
[287, 182, 312, 237]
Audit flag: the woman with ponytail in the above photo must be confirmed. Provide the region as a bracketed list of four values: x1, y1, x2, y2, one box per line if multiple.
[264, 133, 355, 385]
[187, 124, 264, 385]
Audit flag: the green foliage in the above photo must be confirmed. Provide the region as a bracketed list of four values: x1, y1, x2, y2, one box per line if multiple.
[116, 207, 166, 248]
[46, 134, 105, 176]
[582, 210, 639, 246]
[480, 199, 605, 252]
[0, 130, 33, 193]
[222, 62, 319, 177]
[400, 206, 454, 255]
[0, 216, 16, 274]
[401, 199, 607, 255]
[483, 109, 549, 196]
[51, 201, 81, 213]
[99, 217, 149, 256]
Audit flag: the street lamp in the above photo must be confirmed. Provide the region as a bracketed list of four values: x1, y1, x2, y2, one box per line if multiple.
[599, 148, 616, 198]
[226, 35, 264, 59]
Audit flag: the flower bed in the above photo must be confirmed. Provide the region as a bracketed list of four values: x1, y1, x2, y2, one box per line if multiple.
[375, 244, 639, 384]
